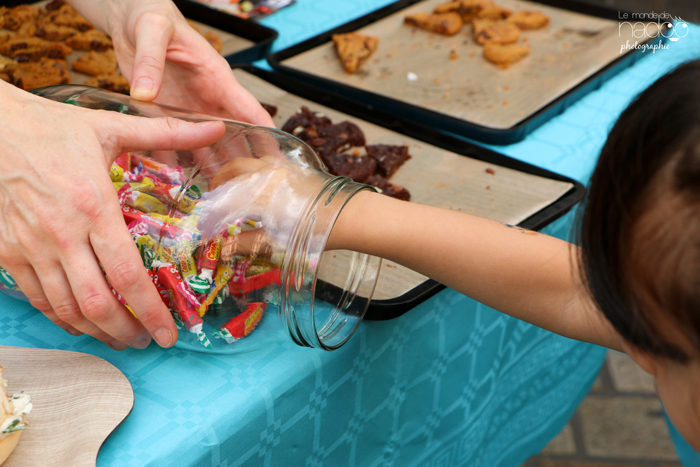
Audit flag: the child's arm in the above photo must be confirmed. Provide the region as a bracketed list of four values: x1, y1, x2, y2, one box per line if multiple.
[329, 190, 624, 352]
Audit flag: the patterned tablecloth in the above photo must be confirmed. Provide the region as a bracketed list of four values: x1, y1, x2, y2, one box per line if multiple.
[0, 2, 698, 466]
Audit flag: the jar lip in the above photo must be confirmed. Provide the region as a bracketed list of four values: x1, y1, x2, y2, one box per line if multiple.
[281, 176, 380, 351]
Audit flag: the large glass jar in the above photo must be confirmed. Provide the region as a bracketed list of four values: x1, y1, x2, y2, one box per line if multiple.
[0, 85, 381, 353]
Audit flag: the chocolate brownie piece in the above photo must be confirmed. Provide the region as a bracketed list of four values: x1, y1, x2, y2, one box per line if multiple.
[3, 5, 39, 31]
[85, 73, 130, 94]
[281, 106, 332, 134]
[66, 29, 112, 51]
[332, 32, 379, 74]
[260, 102, 277, 117]
[404, 12, 463, 35]
[366, 175, 411, 201]
[366, 144, 411, 178]
[72, 49, 117, 76]
[321, 152, 377, 183]
[303, 121, 366, 157]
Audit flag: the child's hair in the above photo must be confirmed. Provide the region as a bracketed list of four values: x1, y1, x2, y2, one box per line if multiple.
[578, 59, 700, 363]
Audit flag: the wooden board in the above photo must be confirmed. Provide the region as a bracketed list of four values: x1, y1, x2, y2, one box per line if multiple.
[280, 0, 659, 130]
[0, 345, 133, 467]
[234, 69, 574, 300]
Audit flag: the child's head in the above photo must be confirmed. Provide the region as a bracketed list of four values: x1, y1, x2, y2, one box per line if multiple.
[579, 59, 700, 449]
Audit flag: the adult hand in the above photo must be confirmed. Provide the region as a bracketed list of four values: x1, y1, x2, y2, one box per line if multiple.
[0, 82, 226, 350]
[70, 0, 274, 126]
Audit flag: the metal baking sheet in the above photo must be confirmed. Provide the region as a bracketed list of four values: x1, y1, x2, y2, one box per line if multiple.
[270, 0, 660, 142]
[232, 68, 575, 303]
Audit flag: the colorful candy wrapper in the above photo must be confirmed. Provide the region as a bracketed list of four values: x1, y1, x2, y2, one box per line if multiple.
[231, 257, 252, 284]
[230, 269, 281, 297]
[127, 191, 169, 215]
[108, 282, 137, 317]
[212, 302, 267, 344]
[198, 264, 233, 316]
[117, 183, 133, 208]
[197, 240, 221, 280]
[134, 154, 186, 185]
[156, 263, 203, 332]
[0, 268, 17, 290]
[114, 153, 131, 172]
[149, 269, 173, 309]
[128, 220, 149, 238]
[176, 249, 198, 281]
[186, 276, 211, 295]
[110, 165, 124, 182]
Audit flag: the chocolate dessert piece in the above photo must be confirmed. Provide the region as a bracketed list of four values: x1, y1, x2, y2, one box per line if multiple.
[65, 29, 112, 51]
[85, 72, 130, 94]
[483, 42, 530, 68]
[404, 12, 463, 35]
[281, 106, 332, 134]
[331, 32, 379, 74]
[366, 175, 411, 201]
[4, 39, 73, 62]
[3, 5, 39, 31]
[71, 49, 117, 76]
[472, 19, 520, 45]
[507, 10, 550, 29]
[321, 152, 377, 183]
[260, 102, 277, 117]
[301, 121, 366, 157]
[366, 144, 411, 178]
[45, 0, 66, 11]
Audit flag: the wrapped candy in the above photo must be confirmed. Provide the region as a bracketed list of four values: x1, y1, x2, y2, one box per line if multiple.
[212, 302, 266, 344]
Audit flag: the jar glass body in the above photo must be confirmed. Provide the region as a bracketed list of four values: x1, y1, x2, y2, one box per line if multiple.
[0, 85, 381, 353]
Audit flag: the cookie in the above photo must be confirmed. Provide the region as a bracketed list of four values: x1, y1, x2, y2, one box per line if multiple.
[85, 73, 130, 94]
[404, 12, 464, 35]
[3, 5, 39, 31]
[434, 0, 485, 22]
[5, 57, 70, 90]
[366, 144, 412, 178]
[71, 49, 117, 76]
[282, 106, 332, 134]
[366, 175, 411, 201]
[507, 10, 550, 29]
[0, 55, 17, 71]
[476, 2, 511, 20]
[65, 29, 112, 51]
[203, 32, 223, 53]
[483, 42, 530, 68]
[0, 30, 11, 46]
[16, 19, 38, 37]
[472, 19, 520, 45]
[0, 37, 73, 61]
[321, 152, 377, 183]
[0, 7, 5, 29]
[331, 32, 379, 74]
[35, 19, 78, 41]
[45, 0, 66, 12]
[48, 4, 93, 32]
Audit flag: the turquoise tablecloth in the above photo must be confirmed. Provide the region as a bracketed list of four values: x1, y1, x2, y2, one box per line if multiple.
[0, 3, 698, 466]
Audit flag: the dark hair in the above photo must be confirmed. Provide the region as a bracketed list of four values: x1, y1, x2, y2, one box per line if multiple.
[578, 59, 700, 363]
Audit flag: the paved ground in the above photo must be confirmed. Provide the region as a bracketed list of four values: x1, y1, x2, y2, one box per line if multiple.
[521, 351, 682, 467]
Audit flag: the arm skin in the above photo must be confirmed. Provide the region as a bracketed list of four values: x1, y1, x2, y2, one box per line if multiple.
[329, 191, 625, 352]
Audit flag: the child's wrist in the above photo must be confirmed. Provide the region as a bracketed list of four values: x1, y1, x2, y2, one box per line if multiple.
[327, 189, 375, 251]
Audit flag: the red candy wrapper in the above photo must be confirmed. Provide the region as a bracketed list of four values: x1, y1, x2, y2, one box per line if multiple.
[214, 302, 267, 344]
[229, 269, 281, 297]
[157, 264, 203, 332]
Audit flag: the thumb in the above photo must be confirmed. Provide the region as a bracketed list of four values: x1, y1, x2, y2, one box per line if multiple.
[129, 14, 172, 101]
[97, 114, 226, 157]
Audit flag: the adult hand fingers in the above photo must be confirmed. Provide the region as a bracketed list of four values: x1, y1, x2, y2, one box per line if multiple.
[218, 73, 275, 127]
[129, 13, 173, 101]
[61, 245, 153, 349]
[96, 113, 226, 161]
[89, 203, 177, 348]
[7, 263, 83, 337]
[33, 262, 127, 349]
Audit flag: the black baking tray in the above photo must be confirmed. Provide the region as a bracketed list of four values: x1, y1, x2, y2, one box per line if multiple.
[173, 0, 277, 63]
[267, 0, 665, 145]
[232, 64, 586, 320]
[0, 0, 278, 63]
